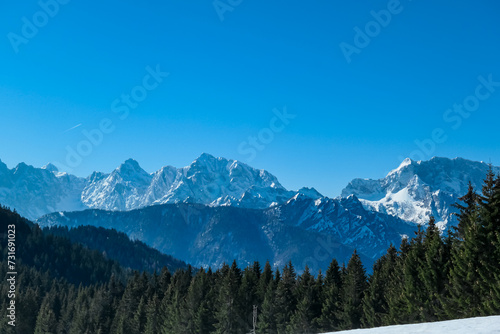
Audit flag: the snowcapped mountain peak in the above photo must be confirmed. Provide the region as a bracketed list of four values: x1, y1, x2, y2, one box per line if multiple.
[394, 157, 413, 171]
[116, 158, 145, 174]
[40, 154, 304, 216]
[42, 163, 59, 173]
[194, 152, 218, 163]
[297, 187, 323, 199]
[342, 156, 500, 228]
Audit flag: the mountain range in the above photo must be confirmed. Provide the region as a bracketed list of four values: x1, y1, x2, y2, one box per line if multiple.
[2, 153, 497, 271]
[0, 153, 318, 221]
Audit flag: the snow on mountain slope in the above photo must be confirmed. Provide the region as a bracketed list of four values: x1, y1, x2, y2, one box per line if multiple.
[81, 158, 153, 211]
[325, 315, 500, 334]
[0, 154, 316, 220]
[0, 159, 86, 220]
[342, 157, 500, 229]
[279, 194, 416, 260]
[150, 153, 295, 208]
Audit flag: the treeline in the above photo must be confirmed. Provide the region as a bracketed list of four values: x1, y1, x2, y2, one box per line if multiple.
[43, 225, 187, 274]
[1, 168, 500, 333]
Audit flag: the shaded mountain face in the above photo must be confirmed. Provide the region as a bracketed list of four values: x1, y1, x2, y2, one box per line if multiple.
[341, 157, 499, 229]
[0, 154, 319, 220]
[36, 195, 415, 273]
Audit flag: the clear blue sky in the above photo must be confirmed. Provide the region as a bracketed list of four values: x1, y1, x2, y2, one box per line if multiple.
[1, 0, 500, 197]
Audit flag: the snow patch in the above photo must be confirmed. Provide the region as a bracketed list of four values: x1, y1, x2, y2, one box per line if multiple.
[324, 316, 500, 334]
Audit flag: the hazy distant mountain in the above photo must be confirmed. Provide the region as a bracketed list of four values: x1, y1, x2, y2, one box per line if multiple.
[0, 153, 320, 220]
[341, 157, 499, 229]
[36, 195, 416, 272]
[0, 160, 86, 220]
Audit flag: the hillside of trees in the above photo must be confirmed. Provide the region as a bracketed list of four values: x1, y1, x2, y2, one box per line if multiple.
[43, 225, 187, 274]
[0, 168, 499, 333]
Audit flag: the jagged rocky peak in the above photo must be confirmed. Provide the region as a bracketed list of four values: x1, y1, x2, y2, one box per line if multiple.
[110, 159, 152, 185]
[341, 156, 500, 228]
[297, 187, 323, 199]
[42, 163, 59, 173]
[116, 158, 146, 174]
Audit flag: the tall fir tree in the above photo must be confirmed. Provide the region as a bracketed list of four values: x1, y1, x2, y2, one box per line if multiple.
[477, 168, 500, 313]
[446, 188, 484, 318]
[213, 260, 246, 334]
[287, 266, 322, 333]
[418, 216, 448, 321]
[257, 261, 274, 304]
[274, 261, 298, 334]
[318, 258, 343, 332]
[339, 250, 367, 330]
[362, 244, 397, 328]
[257, 268, 279, 334]
[34, 293, 58, 334]
[144, 294, 161, 334]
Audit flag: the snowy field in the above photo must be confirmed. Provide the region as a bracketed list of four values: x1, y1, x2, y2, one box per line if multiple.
[325, 316, 500, 334]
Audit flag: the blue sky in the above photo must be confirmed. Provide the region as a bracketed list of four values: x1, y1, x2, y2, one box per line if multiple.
[1, 0, 500, 197]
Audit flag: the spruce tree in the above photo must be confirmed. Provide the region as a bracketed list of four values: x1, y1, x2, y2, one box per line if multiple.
[339, 250, 367, 330]
[34, 294, 58, 334]
[274, 261, 298, 334]
[488, 174, 500, 312]
[418, 216, 448, 321]
[213, 260, 246, 334]
[159, 267, 192, 333]
[318, 258, 342, 331]
[240, 263, 261, 330]
[477, 169, 500, 313]
[257, 268, 279, 334]
[362, 244, 397, 328]
[287, 266, 321, 333]
[446, 201, 483, 317]
[257, 261, 274, 304]
[182, 268, 215, 333]
[144, 294, 161, 334]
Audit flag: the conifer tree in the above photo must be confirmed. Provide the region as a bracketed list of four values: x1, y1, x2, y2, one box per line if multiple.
[488, 174, 500, 313]
[130, 296, 147, 333]
[418, 216, 448, 320]
[287, 266, 321, 333]
[34, 294, 58, 334]
[339, 250, 367, 330]
[318, 258, 343, 331]
[274, 261, 298, 334]
[477, 169, 500, 313]
[240, 263, 261, 330]
[17, 286, 42, 333]
[144, 294, 161, 334]
[446, 188, 484, 318]
[362, 244, 397, 328]
[257, 261, 274, 303]
[213, 260, 246, 334]
[159, 267, 192, 333]
[257, 268, 279, 334]
[182, 268, 215, 333]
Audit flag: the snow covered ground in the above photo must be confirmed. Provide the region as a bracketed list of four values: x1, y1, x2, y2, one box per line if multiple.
[325, 316, 500, 334]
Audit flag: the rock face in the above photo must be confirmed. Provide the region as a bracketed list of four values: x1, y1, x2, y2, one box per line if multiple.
[341, 157, 499, 229]
[0, 154, 313, 220]
[36, 194, 415, 273]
